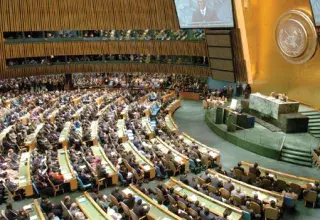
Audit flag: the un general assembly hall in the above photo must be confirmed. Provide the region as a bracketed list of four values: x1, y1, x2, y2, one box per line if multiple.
[1, 0, 320, 219]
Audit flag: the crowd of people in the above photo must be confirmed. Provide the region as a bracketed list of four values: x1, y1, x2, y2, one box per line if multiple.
[4, 29, 205, 42]
[7, 54, 208, 67]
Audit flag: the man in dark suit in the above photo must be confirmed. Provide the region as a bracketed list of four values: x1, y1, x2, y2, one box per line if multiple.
[123, 193, 135, 209]
[192, 0, 219, 23]
[234, 162, 245, 174]
[190, 200, 202, 214]
[200, 207, 216, 220]
[111, 187, 124, 202]
[223, 178, 235, 192]
[4, 204, 17, 220]
[211, 175, 223, 188]
[133, 199, 150, 217]
[249, 162, 261, 177]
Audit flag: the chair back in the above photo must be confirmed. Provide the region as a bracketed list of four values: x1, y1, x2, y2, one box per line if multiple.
[1, 210, 9, 220]
[247, 172, 257, 183]
[232, 195, 243, 206]
[274, 179, 287, 192]
[61, 201, 75, 220]
[198, 177, 205, 186]
[250, 201, 261, 214]
[156, 188, 165, 202]
[290, 183, 301, 196]
[177, 200, 187, 210]
[122, 159, 133, 172]
[264, 207, 279, 220]
[132, 169, 143, 181]
[188, 207, 199, 218]
[130, 209, 140, 220]
[262, 178, 272, 189]
[168, 161, 177, 175]
[201, 154, 210, 169]
[234, 169, 243, 180]
[110, 195, 120, 207]
[219, 188, 230, 200]
[304, 190, 317, 202]
[168, 194, 175, 204]
[208, 185, 218, 194]
[120, 202, 131, 218]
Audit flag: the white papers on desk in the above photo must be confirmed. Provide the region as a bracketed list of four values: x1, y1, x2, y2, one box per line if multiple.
[189, 194, 197, 202]
[122, 188, 132, 195]
[19, 179, 27, 183]
[175, 156, 182, 163]
[268, 174, 275, 178]
[78, 197, 86, 203]
[175, 187, 182, 192]
[61, 170, 67, 174]
[79, 165, 86, 169]
[143, 165, 151, 171]
[30, 215, 38, 220]
[268, 196, 277, 203]
[209, 152, 218, 158]
[309, 182, 315, 186]
[64, 174, 72, 181]
[23, 205, 32, 211]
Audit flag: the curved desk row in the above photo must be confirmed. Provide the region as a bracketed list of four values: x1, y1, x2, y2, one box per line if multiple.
[122, 184, 182, 220]
[182, 132, 221, 163]
[152, 137, 189, 173]
[208, 169, 284, 207]
[18, 150, 33, 196]
[24, 123, 44, 149]
[117, 119, 128, 142]
[141, 117, 155, 139]
[91, 145, 118, 185]
[122, 141, 156, 179]
[76, 191, 113, 220]
[165, 177, 242, 220]
[165, 99, 181, 116]
[59, 122, 72, 148]
[241, 161, 317, 189]
[165, 115, 179, 134]
[58, 149, 78, 191]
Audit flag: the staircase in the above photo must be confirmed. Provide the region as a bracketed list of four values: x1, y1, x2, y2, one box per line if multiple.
[300, 110, 320, 138]
[280, 146, 312, 167]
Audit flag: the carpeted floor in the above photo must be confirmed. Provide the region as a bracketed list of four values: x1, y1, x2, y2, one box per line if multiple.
[173, 100, 320, 220]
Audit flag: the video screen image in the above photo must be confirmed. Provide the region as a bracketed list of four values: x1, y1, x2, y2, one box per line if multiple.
[310, 0, 320, 26]
[174, 0, 234, 28]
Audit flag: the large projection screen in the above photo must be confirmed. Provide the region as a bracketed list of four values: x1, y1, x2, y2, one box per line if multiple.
[310, 0, 320, 26]
[174, 0, 234, 28]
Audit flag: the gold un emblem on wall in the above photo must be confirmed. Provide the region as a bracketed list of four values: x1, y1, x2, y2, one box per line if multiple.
[275, 10, 318, 64]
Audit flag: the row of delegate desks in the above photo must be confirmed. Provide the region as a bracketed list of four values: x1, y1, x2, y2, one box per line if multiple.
[18, 150, 33, 196]
[141, 117, 155, 139]
[91, 145, 118, 184]
[165, 115, 179, 134]
[165, 99, 182, 116]
[117, 119, 128, 142]
[122, 141, 156, 179]
[59, 122, 72, 148]
[24, 123, 44, 149]
[165, 177, 243, 220]
[208, 169, 284, 207]
[161, 91, 175, 103]
[122, 184, 182, 220]
[90, 120, 99, 145]
[57, 149, 78, 191]
[241, 161, 317, 189]
[76, 191, 113, 220]
[152, 137, 189, 173]
[181, 132, 221, 163]
[25, 199, 46, 220]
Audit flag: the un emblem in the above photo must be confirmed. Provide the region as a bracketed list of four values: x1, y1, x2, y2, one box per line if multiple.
[275, 10, 317, 64]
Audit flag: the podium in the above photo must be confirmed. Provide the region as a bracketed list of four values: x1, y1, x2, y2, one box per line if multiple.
[227, 114, 237, 132]
[215, 107, 224, 124]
